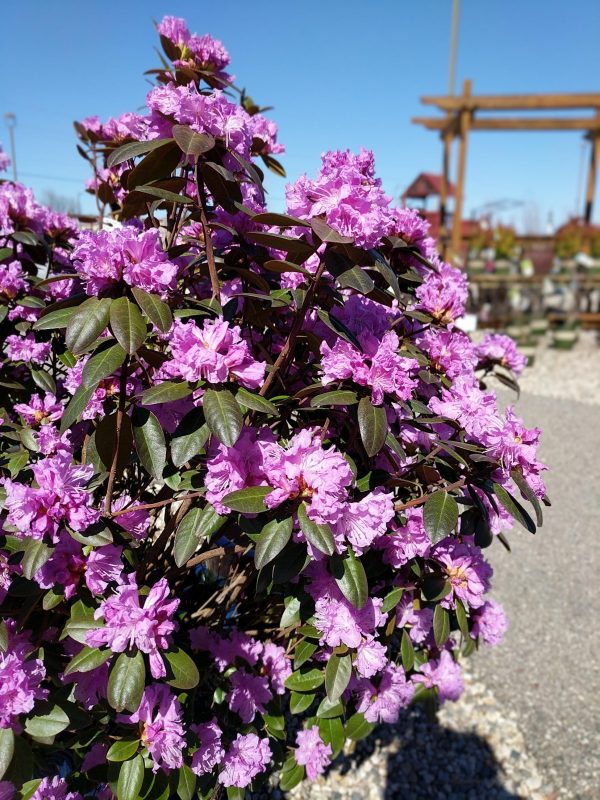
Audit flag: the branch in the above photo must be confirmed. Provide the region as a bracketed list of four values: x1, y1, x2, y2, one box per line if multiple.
[394, 477, 467, 511]
[104, 357, 129, 515]
[184, 544, 246, 570]
[259, 261, 326, 397]
[196, 165, 220, 300]
[109, 491, 206, 518]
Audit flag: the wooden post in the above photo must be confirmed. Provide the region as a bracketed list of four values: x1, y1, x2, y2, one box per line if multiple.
[439, 126, 454, 258]
[584, 113, 600, 223]
[450, 79, 472, 262]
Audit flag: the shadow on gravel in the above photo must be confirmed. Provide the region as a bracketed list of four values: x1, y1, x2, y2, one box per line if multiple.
[330, 705, 520, 800]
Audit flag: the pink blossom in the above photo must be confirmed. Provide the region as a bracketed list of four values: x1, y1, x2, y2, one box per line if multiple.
[87, 575, 178, 678]
[226, 670, 272, 723]
[355, 636, 388, 678]
[414, 650, 464, 702]
[334, 491, 395, 554]
[418, 328, 477, 379]
[295, 726, 332, 780]
[471, 599, 508, 646]
[0, 261, 26, 299]
[380, 507, 431, 567]
[162, 318, 265, 389]
[85, 545, 123, 595]
[476, 333, 527, 376]
[0, 630, 47, 729]
[4, 334, 50, 364]
[191, 719, 224, 776]
[356, 663, 415, 723]
[415, 260, 468, 324]
[126, 685, 185, 771]
[432, 537, 493, 610]
[30, 777, 82, 800]
[262, 642, 292, 694]
[13, 393, 63, 426]
[111, 495, 150, 541]
[218, 733, 272, 788]
[262, 428, 354, 525]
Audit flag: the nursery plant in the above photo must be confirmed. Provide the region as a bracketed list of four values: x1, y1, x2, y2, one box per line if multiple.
[0, 16, 547, 800]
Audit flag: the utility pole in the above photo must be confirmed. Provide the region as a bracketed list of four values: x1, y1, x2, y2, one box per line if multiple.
[448, 0, 460, 97]
[4, 113, 17, 182]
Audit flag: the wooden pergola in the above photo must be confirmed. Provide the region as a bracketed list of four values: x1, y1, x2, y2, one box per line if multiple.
[413, 81, 600, 260]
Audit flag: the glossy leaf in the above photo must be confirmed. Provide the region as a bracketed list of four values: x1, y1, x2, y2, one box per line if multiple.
[64, 646, 112, 676]
[139, 381, 192, 406]
[357, 396, 388, 457]
[203, 388, 243, 447]
[131, 287, 172, 333]
[254, 517, 293, 569]
[107, 651, 145, 713]
[297, 502, 335, 556]
[164, 648, 200, 690]
[82, 342, 126, 388]
[433, 604, 451, 647]
[117, 755, 144, 800]
[65, 298, 111, 355]
[221, 486, 271, 514]
[331, 549, 368, 609]
[325, 653, 352, 702]
[423, 491, 459, 542]
[493, 481, 536, 533]
[173, 504, 224, 567]
[110, 297, 147, 354]
[132, 407, 166, 480]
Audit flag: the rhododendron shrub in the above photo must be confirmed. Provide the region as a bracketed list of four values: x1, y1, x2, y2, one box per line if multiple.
[0, 16, 548, 800]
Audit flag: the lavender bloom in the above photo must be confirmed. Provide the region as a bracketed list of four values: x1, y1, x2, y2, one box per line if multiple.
[475, 333, 527, 376]
[226, 670, 272, 723]
[126, 685, 185, 771]
[4, 334, 50, 365]
[218, 733, 272, 789]
[432, 537, 493, 610]
[414, 650, 464, 703]
[30, 777, 82, 800]
[471, 599, 508, 646]
[356, 663, 415, 723]
[191, 719, 224, 776]
[87, 576, 178, 678]
[295, 726, 332, 780]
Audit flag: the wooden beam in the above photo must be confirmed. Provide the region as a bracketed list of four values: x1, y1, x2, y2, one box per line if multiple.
[421, 92, 600, 111]
[439, 128, 453, 258]
[450, 79, 471, 262]
[413, 116, 600, 131]
[584, 112, 600, 223]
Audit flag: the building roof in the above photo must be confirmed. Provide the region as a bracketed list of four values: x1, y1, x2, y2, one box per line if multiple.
[402, 172, 456, 200]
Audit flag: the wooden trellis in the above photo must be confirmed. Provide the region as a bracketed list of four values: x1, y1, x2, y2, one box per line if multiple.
[413, 82, 600, 260]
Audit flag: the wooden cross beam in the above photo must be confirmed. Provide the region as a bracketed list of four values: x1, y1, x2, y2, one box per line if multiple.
[413, 116, 600, 132]
[421, 92, 600, 111]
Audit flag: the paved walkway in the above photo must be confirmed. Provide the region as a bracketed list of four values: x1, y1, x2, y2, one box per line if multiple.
[472, 391, 600, 799]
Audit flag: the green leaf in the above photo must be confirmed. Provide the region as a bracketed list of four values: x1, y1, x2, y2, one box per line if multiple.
[285, 668, 325, 693]
[510, 468, 543, 527]
[107, 739, 140, 763]
[455, 599, 470, 639]
[25, 705, 69, 738]
[172, 124, 215, 157]
[95, 412, 133, 472]
[280, 597, 301, 628]
[293, 640, 317, 669]
[107, 651, 146, 712]
[236, 387, 279, 416]
[318, 716, 345, 757]
[297, 502, 335, 556]
[262, 259, 312, 277]
[221, 486, 271, 514]
[132, 407, 166, 480]
[64, 646, 112, 676]
[337, 266, 375, 294]
[164, 648, 200, 690]
[203, 388, 243, 447]
[290, 691, 314, 714]
[357, 396, 388, 457]
[131, 287, 173, 333]
[82, 342, 126, 388]
[381, 587, 404, 614]
[310, 390, 358, 408]
[171, 414, 209, 468]
[135, 184, 194, 204]
[174, 505, 225, 567]
[60, 384, 95, 432]
[345, 712, 375, 741]
[65, 298, 111, 355]
[310, 217, 354, 244]
[110, 297, 147, 354]
[325, 653, 352, 702]
[492, 482, 536, 533]
[33, 305, 79, 331]
[433, 604, 451, 647]
[279, 756, 305, 792]
[139, 381, 192, 406]
[176, 764, 197, 800]
[423, 491, 459, 542]
[0, 728, 14, 781]
[331, 549, 368, 609]
[117, 755, 145, 800]
[401, 629, 415, 672]
[21, 539, 52, 580]
[107, 137, 175, 168]
[252, 212, 309, 227]
[254, 517, 293, 569]
[31, 369, 56, 394]
[0, 621, 7, 651]
[245, 230, 315, 260]
[316, 696, 344, 719]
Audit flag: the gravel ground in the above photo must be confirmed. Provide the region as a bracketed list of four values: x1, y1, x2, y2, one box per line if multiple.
[267, 343, 600, 800]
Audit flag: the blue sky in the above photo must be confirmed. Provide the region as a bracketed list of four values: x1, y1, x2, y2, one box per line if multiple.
[2, 0, 600, 229]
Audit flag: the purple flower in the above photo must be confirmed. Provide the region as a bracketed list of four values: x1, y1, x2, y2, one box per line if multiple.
[0, 144, 11, 174]
[3, 453, 99, 541]
[13, 393, 63, 426]
[475, 333, 527, 376]
[484, 408, 546, 497]
[85, 545, 123, 595]
[226, 670, 272, 723]
[0, 782, 14, 800]
[35, 533, 85, 599]
[391, 207, 437, 260]
[4, 334, 50, 365]
[0, 261, 26, 299]
[87, 575, 179, 678]
[157, 16, 190, 47]
[190, 627, 262, 672]
[355, 636, 388, 678]
[471, 599, 508, 646]
[418, 328, 477, 379]
[295, 726, 332, 780]
[414, 651, 464, 703]
[415, 260, 468, 324]
[72, 227, 178, 296]
[380, 507, 431, 567]
[0, 645, 47, 729]
[261, 642, 292, 694]
[286, 149, 394, 248]
[262, 428, 354, 525]
[126, 685, 185, 771]
[432, 538, 493, 610]
[111, 495, 150, 541]
[356, 663, 415, 723]
[314, 594, 386, 650]
[191, 719, 224, 776]
[161, 318, 266, 389]
[429, 375, 499, 441]
[334, 491, 395, 554]
[30, 777, 82, 800]
[218, 733, 272, 789]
